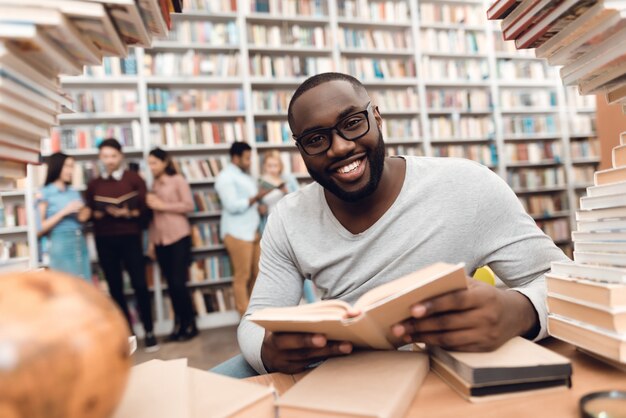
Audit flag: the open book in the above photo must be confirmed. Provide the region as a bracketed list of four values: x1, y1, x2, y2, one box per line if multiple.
[93, 191, 139, 211]
[249, 262, 468, 349]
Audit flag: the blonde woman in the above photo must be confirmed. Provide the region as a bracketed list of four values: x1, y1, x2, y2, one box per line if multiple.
[259, 151, 298, 233]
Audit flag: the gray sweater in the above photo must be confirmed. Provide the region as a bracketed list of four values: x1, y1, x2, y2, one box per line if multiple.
[238, 156, 570, 374]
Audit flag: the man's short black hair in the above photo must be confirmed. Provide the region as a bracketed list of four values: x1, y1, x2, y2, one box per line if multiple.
[229, 141, 252, 157]
[287, 72, 367, 131]
[98, 138, 122, 152]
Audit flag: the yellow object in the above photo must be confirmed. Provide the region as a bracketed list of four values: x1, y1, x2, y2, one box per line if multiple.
[473, 266, 496, 286]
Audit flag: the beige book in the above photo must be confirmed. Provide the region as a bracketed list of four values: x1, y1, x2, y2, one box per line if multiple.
[113, 359, 190, 418]
[250, 262, 467, 349]
[187, 367, 275, 418]
[621, 131, 626, 145]
[576, 206, 626, 221]
[430, 356, 570, 403]
[548, 314, 626, 363]
[428, 337, 571, 386]
[574, 241, 626, 255]
[586, 180, 626, 197]
[278, 350, 429, 418]
[550, 261, 626, 284]
[87, 0, 152, 48]
[613, 145, 626, 168]
[547, 294, 626, 333]
[594, 166, 626, 186]
[576, 219, 626, 233]
[574, 250, 626, 267]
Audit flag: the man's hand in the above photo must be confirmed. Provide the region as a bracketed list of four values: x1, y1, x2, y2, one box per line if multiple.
[391, 278, 538, 352]
[260, 307, 361, 374]
[77, 206, 91, 222]
[105, 205, 131, 218]
[146, 193, 166, 211]
[261, 332, 353, 374]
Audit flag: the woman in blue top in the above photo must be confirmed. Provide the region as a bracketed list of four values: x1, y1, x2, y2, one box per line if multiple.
[38, 152, 91, 281]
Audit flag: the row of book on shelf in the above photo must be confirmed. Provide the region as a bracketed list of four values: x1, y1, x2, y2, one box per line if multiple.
[0, 202, 27, 229]
[0, 0, 178, 179]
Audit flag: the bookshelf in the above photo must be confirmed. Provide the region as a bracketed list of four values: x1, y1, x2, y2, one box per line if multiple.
[28, 0, 598, 333]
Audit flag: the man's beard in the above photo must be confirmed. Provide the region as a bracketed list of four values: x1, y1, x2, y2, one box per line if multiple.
[307, 128, 386, 202]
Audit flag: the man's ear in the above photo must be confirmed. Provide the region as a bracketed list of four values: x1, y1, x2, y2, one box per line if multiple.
[373, 105, 383, 129]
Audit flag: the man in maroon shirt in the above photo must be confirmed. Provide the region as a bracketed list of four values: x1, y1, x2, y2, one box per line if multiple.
[84, 138, 158, 352]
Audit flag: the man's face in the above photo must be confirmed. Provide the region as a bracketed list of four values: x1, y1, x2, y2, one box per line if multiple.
[99, 146, 123, 174]
[290, 80, 385, 202]
[233, 150, 252, 172]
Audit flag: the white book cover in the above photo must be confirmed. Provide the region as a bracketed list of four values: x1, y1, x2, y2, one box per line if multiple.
[573, 230, 626, 242]
[580, 193, 626, 210]
[577, 218, 626, 232]
[574, 251, 626, 267]
[587, 181, 626, 197]
[575, 241, 626, 253]
[551, 260, 626, 283]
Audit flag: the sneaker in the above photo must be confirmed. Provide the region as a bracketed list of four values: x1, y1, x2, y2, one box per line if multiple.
[144, 332, 160, 353]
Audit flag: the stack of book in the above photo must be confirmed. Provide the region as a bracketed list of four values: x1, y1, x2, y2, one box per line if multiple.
[0, 0, 180, 180]
[429, 337, 572, 402]
[113, 358, 275, 418]
[487, 0, 626, 110]
[546, 131, 626, 366]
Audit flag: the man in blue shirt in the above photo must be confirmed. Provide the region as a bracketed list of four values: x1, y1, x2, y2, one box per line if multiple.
[215, 142, 270, 315]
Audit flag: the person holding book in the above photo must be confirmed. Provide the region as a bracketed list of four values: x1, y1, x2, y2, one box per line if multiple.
[146, 147, 198, 342]
[218, 72, 571, 376]
[215, 142, 272, 316]
[258, 151, 299, 233]
[83, 138, 158, 352]
[37, 152, 91, 282]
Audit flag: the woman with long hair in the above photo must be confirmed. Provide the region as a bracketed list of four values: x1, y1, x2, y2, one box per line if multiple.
[37, 152, 91, 281]
[146, 148, 198, 341]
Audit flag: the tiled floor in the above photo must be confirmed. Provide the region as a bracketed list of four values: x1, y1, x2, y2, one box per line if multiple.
[132, 325, 240, 370]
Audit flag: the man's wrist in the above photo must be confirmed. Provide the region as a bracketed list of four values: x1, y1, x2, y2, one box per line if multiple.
[508, 290, 540, 340]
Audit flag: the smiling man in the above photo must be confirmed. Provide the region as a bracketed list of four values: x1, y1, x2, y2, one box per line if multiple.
[228, 72, 569, 376]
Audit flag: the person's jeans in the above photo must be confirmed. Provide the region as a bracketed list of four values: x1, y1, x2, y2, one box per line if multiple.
[210, 354, 259, 379]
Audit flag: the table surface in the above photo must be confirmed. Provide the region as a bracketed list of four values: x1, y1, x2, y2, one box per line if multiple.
[246, 339, 626, 417]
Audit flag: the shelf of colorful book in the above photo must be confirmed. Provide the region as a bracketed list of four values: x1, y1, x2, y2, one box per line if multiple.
[337, 19, 411, 29]
[569, 132, 598, 139]
[250, 77, 308, 87]
[247, 13, 329, 24]
[0, 226, 28, 236]
[425, 81, 491, 88]
[125, 277, 234, 296]
[507, 160, 562, 168]
[504, 134, 563, 141]
[145, 77, 243, 86]
[571, 157, 601, 165]
[530, 210, 572, 221]
[160, 144, 233, 153]
[497, 81, 557, 88]
[255, 143, 297, 150]
[339, 49, 415, 57]
[0, 190, 26, 198]
[175, 10, 237, 21]
[422, 51, 489, 60]
[149, 111, 246, 120]
[427, 108, 492, 115]
[513, 186, 568, 194]
[361, 79, 420, 87]
[150, 41, 239, 52]
[500, 108, 560, 115]
[58, 113, 142, 123]
[419, 22, 485, 32]
[60, 76, 140, 86]
[430, 137, 493, 144]
[247, 45, 333, 55]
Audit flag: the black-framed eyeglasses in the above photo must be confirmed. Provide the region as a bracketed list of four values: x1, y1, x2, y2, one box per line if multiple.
[294, 102, 372, 156]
